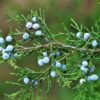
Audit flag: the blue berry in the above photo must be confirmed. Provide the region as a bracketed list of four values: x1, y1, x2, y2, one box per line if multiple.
[23, 32, 30, 40]
[50, 71, 57, 78]
[26, 22, 33, 29]
[80, 66, 88, 73]
[43, 52, 48, 57]
[32, 17, 37, 23]
[6, 36, 13, 42]
[76, 32, 82, 39]
[38, 59, 44, 66]
[43, 57, 50, 64]
[56, 51, 63, 57]
[32, 23, 40, 30]
[62, 64, 67, 71]
[92, 40, 98, 47]
[33, 80, 39, 86]
[90, 66, 95, 73]
[35, 30, 43, 36]
[55, 61, 62, 68]
[79, 79, 86, 85]
[23, 77, 30, 84]
[0, 47, 3, 52]
[0, 37, 4, 45]
[2, 53, 10, 60]
[84, 33, 91, 40]
[87, 76, 91, 82]
[6, 45, 14, 52]
[2, 49, 7, 54]
[91, 74, 99, 81]
[2, 49, 8, 54]
[82, 60, 88, 67]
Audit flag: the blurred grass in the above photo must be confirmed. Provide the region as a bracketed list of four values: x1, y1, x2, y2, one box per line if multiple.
[0, 0, 100, 100]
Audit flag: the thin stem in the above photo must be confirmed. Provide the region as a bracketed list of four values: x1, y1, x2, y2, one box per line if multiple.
[15, 42, 100, 53]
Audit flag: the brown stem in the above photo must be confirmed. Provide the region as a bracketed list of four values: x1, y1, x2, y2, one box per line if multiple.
[15, 42, 100, 53]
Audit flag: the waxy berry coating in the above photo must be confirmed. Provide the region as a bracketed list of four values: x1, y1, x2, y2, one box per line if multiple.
[0, 37, 4, 45]
[2, 53, 10, 60]
[79, 79, 86, 85]
[23, 77, 30, 84]
[76, 32, 81, 39]
[32, 23, 40, 30]
[55, 61, 62, 68]
[80, 66, 88, 73]
[43, 57, 50, 64]
[43, 52, 48, 57]
[92, 40, 98, 47]
[0, 47, 3, 52]
[6, 45, 14, 52]
[91, 74, 99, 81]
[35, 30, 43, 36]
[84, 33, 91, 40]
[82, 61, 88, 67]
[38, 59, 44, 66]
[23, 32, 30, 40]
[6, 36, 13, 42]
[26, 22, 33, 29]
[32, 17, 37, 23]
[50, 71, 57, 78]
[62, 64, 67, 71]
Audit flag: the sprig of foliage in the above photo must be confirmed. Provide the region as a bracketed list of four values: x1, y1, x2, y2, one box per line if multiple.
[0, 9, 100, 100]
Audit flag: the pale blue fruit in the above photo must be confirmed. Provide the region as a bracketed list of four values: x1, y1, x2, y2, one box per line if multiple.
[43, 57, 50, 64]
[91, 74, 99, 81]
[92, 40, 98, 47]
[2, 53, 10, 60]
[90, 66, 95, 73]
[38, 59, 44, 66]
[32, 23, 40, 30]
[32, 17, 37, 23]
[6, 45, 14, 52]
[23, 77, 30, 84]
[23, 32, 30, 40]
[79, 79, 86, 85]
[0, 37, 4, 45]
[82, 60, 88, 67]
[2, 49, 7, 54]
[26, 22, 33, 29]
[62, 64, 67, 71]
[87, 76, 91, 82]
[55, 61, 62, 68]
[6, 36, 13, 42]
[35, 30, 43, 36]
[76, 32, 81, 39]
[0, 47, 3, 52]
[84, 33, 91, 40]
[50, 71, 57, 78]
[43, 52, 48, 57]
[80, 66, 88, 73]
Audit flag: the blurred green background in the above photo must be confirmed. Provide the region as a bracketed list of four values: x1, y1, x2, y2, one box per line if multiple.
[0, 0, 100, 100]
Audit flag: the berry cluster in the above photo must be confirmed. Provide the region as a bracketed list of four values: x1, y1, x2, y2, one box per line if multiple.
[76, 32, 98, 47]
[23, 77, 39, 87]
[38, 52, 50, 66]
[23, 16, 43, 40]
[0, 36, 17, 60]
[79, 60, 99, 85]
[38, 51, 67, 78]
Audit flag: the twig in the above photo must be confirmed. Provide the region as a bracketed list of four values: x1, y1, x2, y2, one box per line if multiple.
[15, 42, 100, 53]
